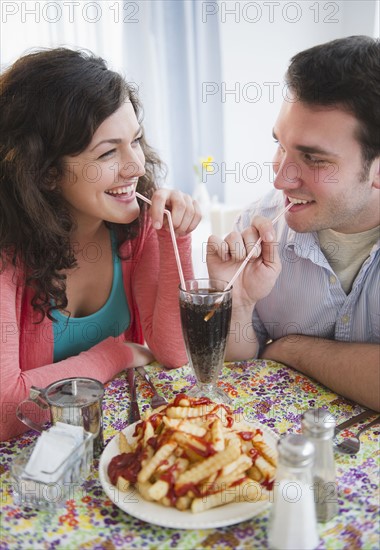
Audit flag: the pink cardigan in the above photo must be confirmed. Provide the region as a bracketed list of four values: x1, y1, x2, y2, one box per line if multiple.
[0, 219, 193, 440]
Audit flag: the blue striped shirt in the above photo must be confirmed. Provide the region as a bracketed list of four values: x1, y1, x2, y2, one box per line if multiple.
[235, 190, 380, 353]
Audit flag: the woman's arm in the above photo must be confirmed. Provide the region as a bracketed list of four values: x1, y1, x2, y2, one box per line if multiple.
[132, 225, 194, 368]
[0, 265, 151, 440]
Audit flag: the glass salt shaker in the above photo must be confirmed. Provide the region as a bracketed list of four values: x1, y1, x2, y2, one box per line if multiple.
[302, 408, 338, 522]
[268, 434, 319, 550]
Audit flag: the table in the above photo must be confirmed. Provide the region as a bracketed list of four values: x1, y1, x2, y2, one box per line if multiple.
[1, 360, 379, 549]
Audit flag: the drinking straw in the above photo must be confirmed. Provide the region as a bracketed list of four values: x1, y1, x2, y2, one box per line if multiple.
[204, 202, 293, 321]
[135, 191, 186, 289]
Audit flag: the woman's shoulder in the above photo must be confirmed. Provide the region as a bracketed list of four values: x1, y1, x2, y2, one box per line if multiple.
[0, 257, 26, 295]
[0, 256, 24, 280]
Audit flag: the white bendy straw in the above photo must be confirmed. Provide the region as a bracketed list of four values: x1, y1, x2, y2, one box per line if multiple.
[204, 202, 293, 321]
[135, 191, 186, 289]
[224, 201, 293, 292]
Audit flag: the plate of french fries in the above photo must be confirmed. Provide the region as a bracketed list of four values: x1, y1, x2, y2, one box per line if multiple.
[99, 394, 278, 529]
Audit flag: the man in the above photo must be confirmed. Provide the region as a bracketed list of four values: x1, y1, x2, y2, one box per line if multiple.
[207, 35, 380, 411]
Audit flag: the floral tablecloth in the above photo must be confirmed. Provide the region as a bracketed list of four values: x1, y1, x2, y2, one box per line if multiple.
[1, 360, 379, 549]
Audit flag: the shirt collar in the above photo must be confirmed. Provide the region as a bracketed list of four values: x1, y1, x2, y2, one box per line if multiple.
[285, 227, 320, 260]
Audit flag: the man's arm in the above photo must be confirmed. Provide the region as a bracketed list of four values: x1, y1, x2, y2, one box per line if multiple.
[261, 336, 380, 411]
[225, 303, 258, 361]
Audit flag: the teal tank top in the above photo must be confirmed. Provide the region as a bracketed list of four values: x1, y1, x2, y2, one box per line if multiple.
[51, 235, 130, 362]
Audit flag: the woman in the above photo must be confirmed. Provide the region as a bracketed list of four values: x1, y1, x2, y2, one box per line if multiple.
[0, 48, 201, 440]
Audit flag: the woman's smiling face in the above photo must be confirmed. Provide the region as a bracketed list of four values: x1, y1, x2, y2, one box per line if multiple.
[60, 101, 145, 230]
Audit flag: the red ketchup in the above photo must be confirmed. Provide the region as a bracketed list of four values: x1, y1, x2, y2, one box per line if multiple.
[238, 431, 255, 441]
[262, 477, 274, 491]
[108, 445, 144, 485]
[249, 447, 260, 462]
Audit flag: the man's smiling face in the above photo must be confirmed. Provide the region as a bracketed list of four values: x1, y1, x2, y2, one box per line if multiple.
[272, 98, 380, 234]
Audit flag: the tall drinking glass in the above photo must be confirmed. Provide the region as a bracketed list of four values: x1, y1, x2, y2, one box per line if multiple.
[179, 278, 232, 404]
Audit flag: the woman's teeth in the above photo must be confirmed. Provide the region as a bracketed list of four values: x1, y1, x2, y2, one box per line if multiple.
[105, 185, 134, 196]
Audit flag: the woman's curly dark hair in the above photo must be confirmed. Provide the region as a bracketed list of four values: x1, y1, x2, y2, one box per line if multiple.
[0, 47, 164, 321]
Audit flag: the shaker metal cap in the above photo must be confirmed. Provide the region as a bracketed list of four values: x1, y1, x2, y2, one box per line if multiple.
[45, 377, 104, 407]
[301, 408, 336, 437]
[277, 434, 315, 466]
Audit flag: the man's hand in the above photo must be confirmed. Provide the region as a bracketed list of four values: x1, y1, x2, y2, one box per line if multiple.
[206, 215, 282, 308]
[207, 215, 283, 362]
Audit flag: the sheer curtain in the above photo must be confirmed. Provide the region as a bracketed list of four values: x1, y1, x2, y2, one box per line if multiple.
[0, 0, 224, 199]
[120, 0, 224, 198]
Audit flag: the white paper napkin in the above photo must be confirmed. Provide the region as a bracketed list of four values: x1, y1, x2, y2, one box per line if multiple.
[22, 423, 85, 484]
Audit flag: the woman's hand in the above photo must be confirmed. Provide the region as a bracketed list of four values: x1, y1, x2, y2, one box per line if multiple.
[207, 215, 282, 308]
[127, 343, 155, 367]
[148, 189, 202, 236]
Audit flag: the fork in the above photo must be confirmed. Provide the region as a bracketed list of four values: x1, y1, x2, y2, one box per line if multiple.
[334, 415, 380, 455]
[127, 368, 141, 424]
[136, 366, 168, 409]
[334, 409, 374, 436]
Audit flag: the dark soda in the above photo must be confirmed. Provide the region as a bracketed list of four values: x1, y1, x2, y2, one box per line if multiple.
[180, 291, 232, 384]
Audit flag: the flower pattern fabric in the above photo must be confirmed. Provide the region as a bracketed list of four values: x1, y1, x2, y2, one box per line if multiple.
[1, 360, 379, 549]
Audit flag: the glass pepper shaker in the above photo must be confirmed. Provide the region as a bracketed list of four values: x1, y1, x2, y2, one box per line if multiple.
[302, 408, 338, 522]
[268, 434, 319, 550]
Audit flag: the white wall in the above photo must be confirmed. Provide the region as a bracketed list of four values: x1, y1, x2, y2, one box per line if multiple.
[217, 0, 379, 209]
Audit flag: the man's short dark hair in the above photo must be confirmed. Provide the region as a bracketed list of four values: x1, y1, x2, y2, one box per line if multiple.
[285, 35, 380, 164]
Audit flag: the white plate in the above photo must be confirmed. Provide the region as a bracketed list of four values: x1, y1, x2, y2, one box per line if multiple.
[98, 419, 278, 530]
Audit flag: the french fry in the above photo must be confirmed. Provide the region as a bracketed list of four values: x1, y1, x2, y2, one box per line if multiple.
[247, 465, 263, 482]
[141, 445, 154, 467]
[190, 415, 216, 426]
[176, 495, 192, 511]
[192, 478, 265, 513]
[203, 458, 253, 496]
[116, 475, 130, 492]
[166, 403, 217, 419]
[176, 438, 241, 487]
[242, 478, 268, 502]
[155, 453, 176, 475]
[136, 481, 154, 502]
[108, 395, 277, 514]
[181, 447, 204, 463]
[160, 496, 171, 507]
[119, 432, 132, 454]
[230, 415, 264, 440]
[148, 479, 169, 501]
[210, 418, 225, 452]
[138, 441, 177, 483]
[171, 430, 209, 456]
[150, 404, 167, 414]
[252, 431, 264, 443]
[174, 457, 190, 475]
[143, 421, 155, 445]
[255, 455, 276, 480]
[219, 453, 252, 478]
[254, 440, 278, 467]
[175, 396, 191, 407]
[205, 471, 218, 484]
[163, 417, 207, 437]
[191, 488, 235, 513]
